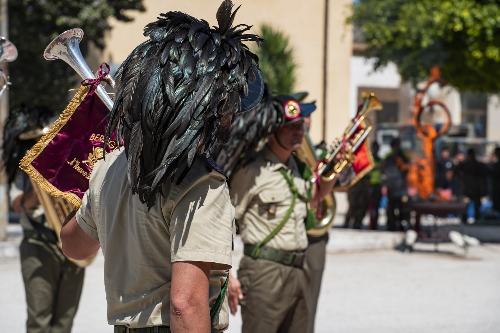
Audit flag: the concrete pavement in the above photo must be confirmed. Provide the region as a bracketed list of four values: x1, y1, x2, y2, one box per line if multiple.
[1, 226, 499, 333]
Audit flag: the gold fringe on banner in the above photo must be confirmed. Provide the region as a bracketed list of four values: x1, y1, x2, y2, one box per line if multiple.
[19, 85, 91, 209]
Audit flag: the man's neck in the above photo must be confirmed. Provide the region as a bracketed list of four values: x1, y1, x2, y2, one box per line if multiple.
[268, 142, 293, 165]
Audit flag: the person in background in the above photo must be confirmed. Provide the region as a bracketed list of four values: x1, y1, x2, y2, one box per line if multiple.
[489, 147, 500, 214]
[381, 137, 409, 231]
[368, 141, 383, 230]
[229, 96, 337, 333]
[435, 148, 453, 190]
[455, 148, 487, 221]
[344, 176, 369, 229]
[2, 105, 85, 333]
[450, 151, 465, 198]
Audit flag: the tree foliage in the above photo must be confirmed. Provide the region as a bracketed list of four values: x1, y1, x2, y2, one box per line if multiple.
[254, 24, 296, 95]
[347, 0, 500, 93]
[7, 0, 145, 111]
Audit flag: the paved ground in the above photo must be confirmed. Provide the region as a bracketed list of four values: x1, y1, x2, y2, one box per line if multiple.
[1, 231, 499, 333]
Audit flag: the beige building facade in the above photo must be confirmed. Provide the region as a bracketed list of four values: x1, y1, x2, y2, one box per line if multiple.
[95, 0, 353, 144]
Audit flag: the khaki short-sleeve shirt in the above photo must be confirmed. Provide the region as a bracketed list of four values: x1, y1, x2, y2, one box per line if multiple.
[230, 146, 309, 252]
[76, 148, 234, 329]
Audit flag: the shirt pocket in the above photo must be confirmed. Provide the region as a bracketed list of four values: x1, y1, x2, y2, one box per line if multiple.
[257, 190, 287, 221]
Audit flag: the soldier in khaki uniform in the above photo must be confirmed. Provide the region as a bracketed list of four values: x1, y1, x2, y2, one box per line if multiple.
[67, 148, 234, 331]
[2, 105, 85, 333]
[60, 1, 264, 332]
[228, 96, 337, 333]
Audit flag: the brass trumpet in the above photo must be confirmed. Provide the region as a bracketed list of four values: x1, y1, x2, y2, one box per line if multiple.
[297, 92, 382, 236]
[313, 92, 382, 183]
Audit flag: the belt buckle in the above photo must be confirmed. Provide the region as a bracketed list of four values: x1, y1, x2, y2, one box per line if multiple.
[293, 253, 304, 268]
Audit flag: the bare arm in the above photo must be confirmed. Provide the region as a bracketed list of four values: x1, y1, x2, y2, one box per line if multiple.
[60, 211, 100, 260]
[170, 261, 212, 333]
[12, 190, 38, 214]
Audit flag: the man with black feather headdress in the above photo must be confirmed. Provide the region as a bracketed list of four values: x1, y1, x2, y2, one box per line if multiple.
[2, 105, 85, 333]
[60, 1, 263, 332]
[227, 95, 337, 333]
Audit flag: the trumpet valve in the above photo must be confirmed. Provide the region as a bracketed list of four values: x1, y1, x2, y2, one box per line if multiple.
[345, 151, 356, 164]
[333, 151, 355, 174]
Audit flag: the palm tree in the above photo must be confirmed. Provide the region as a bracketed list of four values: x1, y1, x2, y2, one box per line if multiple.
[254, 24, 297, 95]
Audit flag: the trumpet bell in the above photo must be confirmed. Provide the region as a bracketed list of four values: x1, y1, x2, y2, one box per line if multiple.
[44, 28, 84, 61]
[0, 37, 18, 63]
[44, 28, 114, 110]
[296, 133, 338, 236]
[307, 192, 337, 237]
[44, 29, 95, 85]
[0, 37, 17, 100]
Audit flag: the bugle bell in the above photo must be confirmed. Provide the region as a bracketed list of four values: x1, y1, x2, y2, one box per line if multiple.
[44, 28, 114, 110]
[0, 36, 18, 100]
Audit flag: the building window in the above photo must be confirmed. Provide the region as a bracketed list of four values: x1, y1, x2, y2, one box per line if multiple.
[461, 92, 487, 138]
[377, 101, 399, 124]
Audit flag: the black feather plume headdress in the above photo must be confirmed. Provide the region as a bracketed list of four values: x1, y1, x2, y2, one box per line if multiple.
[2, 105, 52, 185]
[213, 84, 283, 174]
[213, 89, 319, 174]
[105, 0, 264, 207]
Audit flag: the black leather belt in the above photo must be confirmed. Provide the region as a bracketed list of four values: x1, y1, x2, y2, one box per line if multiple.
[114, 326, 170, 333]
[114, 326, 221, 333]
[244, 244, 306, 268]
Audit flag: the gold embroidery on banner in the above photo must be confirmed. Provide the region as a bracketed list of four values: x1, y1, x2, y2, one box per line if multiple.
[82, 147, 104, 170]
[89, 133, 117, 150]
[67, 158, 91, 180]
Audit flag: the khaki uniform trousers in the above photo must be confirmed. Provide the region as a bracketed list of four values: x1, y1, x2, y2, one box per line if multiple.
[238, 256, 310, 333]
[305, 233, 329, 333]
[20, 237, 85, 333]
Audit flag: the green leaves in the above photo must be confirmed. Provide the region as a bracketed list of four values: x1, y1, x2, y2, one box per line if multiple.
[347, 0, 500, 93]
[253, 24, 296, 95]
[7, 0, 145, 112]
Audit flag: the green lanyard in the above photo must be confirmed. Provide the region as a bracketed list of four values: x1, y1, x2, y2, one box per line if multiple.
[210, 272, 229, 327]
[280, 168, 315, 231]
[279, 168, 312, 202]
[251, 168, 313, 259]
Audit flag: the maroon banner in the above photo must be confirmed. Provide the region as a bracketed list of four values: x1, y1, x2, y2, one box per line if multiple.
[20, 64, 117, 208]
